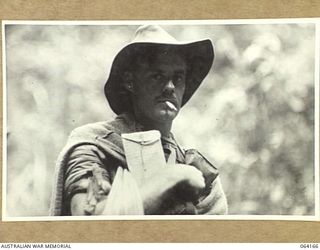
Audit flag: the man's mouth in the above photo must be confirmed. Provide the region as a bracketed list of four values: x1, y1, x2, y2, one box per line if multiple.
[157, 99, 178, 111]
[164, 101, 177, 111]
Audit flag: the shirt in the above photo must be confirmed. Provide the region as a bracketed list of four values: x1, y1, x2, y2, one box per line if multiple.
[50, 112, 228, 215]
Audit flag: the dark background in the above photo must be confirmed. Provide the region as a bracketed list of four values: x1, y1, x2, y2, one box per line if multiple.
[5, 23, 315, 217]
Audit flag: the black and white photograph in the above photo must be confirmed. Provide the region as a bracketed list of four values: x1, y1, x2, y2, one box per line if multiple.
[2, 20, 319, 220]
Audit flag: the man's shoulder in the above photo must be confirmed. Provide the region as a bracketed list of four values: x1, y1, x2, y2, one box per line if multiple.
[69, 114, 133, 139]
[70, 120, 113, 138]
[70, 117, 122, 138]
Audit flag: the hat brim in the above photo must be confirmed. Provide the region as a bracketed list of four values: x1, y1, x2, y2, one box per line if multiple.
[104, 39, 214, 115]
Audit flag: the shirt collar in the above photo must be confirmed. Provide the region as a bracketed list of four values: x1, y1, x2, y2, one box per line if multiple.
[116, 112, 177, 147]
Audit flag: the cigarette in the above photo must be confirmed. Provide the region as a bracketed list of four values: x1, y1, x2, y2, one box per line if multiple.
[165, 101, 177, 111]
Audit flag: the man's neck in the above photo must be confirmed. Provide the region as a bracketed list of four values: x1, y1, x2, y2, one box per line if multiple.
[132, 112, 173, 137]
[142, 121, 172, 138]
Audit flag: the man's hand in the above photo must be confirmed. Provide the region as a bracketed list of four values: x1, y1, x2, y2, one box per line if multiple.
[173, 164, 206, 190]
[139, 164, 205, 214]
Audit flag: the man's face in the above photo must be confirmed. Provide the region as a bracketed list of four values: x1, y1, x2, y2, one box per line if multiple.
[130, 51, 187, 124]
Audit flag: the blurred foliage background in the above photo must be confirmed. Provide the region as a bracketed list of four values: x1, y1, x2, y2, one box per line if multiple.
[5, 23, 315, 216]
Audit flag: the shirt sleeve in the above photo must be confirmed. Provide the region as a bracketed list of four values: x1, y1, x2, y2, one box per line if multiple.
[64, 144, 113, 213]
[196, 176, 228, 215]
[183, 149, 228, 215]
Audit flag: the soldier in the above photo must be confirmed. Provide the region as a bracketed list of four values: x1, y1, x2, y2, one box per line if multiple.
[50, 25, 228, 215]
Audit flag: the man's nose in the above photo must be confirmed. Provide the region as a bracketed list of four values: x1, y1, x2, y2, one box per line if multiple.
[163, 80, 175, 93]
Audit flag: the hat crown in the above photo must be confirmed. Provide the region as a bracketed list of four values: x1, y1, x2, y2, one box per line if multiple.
[132, 25, 179, 44]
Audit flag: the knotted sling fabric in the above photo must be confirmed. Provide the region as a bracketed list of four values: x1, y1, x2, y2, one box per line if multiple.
[50, 113, 228, 215]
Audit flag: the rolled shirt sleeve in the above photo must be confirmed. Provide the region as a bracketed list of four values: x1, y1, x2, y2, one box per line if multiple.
[64, 145, 112, 204]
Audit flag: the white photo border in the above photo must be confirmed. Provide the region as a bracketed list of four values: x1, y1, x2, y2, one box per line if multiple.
[2, 18, 319, 222]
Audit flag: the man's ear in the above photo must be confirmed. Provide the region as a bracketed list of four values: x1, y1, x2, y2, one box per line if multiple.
[123, 71, 134, 93]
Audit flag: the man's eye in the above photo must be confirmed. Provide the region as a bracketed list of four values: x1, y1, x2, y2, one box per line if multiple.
[151, 74, 164, 81]
[173, 75, 185, 84]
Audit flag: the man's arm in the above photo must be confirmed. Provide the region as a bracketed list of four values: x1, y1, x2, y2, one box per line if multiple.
[66, 145, 206, 215]
[70, 164, 205, 215]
